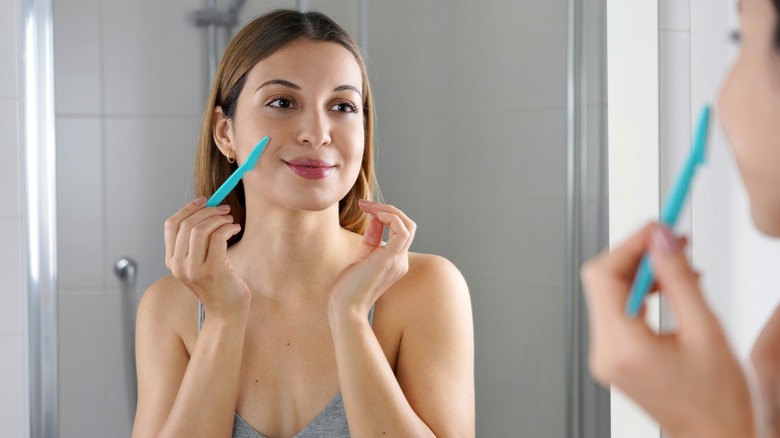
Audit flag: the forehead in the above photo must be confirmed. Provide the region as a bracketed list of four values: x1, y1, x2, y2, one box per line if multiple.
[247, 39, 363, 91]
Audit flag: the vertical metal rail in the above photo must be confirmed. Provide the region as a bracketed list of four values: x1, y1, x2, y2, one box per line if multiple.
[115, 257, 139, 417]
[565, 0, 584, 435]
[568, 0, 612, 436]
[21, 0, 59, 436]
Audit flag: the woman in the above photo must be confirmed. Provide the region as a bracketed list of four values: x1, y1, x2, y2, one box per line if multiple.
[582, 0, 780, 436]
[131, 10, 474, 438]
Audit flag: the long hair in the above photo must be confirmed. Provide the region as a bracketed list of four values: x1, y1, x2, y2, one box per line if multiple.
[194, 9, 376, 245]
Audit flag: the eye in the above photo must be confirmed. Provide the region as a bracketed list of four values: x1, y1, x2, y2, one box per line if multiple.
[267, 97, 295, 110]
[729, 29, 742, 44]
[331, 101, 359, 113]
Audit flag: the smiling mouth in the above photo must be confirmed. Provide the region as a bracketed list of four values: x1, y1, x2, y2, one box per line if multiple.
[284, 160, 335, 179]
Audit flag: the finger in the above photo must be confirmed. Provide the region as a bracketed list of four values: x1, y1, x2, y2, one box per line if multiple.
[359, 200, 416, 251]
[204, 223, 242, 265]
[581, 231, 663, 340]
[172, 204, 232, 261]
[357, 216, 384, 260]
[375, 211, 410, 256]
[648, 226, 717, 335]
[165, 197, 207, 266]
[188, 214, 236, 265]
[598, 222, 657, 277]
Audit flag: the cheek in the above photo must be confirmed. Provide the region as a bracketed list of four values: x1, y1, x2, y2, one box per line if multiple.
[339, 123, 365, 166]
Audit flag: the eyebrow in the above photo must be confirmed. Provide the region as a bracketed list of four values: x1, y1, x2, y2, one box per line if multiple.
[334, 84, 362, 97]
[256, 79, 362, 97]
[256, 79, 301, 92]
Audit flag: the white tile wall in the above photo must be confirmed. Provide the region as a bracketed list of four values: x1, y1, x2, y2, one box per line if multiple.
[0, 335, 25, 438]
[101, 290, 134, 435]
[447, 16, 567, 114]
[1, 0, 26, 436]
[448, 110, 567, 200]
[471, 275, 565, 436]
[54, 0, 203, 434]
[448, 196, 566, 288]
[101, 0, 205, 116]
[58, 292, 107, 438]
[374, 115, 451, 254]
[53, 0, 101, 115]
[57, 117, 104, 289]
[0, 99, 21, 217]
[368, 1, 571, 436]
[103, 117, 198, 289]
[0, 0, 18, 99]
[448, 0, 566, 36]
[0, 219, 24, 336]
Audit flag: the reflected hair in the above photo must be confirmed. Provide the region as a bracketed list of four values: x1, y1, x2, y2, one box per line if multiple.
[194, 9, 376, 245]
[775, 0, 780, 49]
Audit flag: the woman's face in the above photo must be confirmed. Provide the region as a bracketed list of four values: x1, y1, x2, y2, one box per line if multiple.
[719, 0, 780, 236]
[217, 38, 365, 213]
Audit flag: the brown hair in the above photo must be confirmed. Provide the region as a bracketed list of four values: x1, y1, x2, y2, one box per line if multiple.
[775, 0, 780, 49]
[194, 9, 376, 245]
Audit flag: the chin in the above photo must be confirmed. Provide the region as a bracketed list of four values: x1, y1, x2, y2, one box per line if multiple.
[284, 193, 344, 213]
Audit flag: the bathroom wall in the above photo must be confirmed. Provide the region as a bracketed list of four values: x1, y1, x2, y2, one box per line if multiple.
[365, 1, 572, 435]
[0, 0, 29, 435]
[53, 0, 204, 435]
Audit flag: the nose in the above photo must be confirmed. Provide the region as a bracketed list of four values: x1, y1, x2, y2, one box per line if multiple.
[296, 108, 332, 148]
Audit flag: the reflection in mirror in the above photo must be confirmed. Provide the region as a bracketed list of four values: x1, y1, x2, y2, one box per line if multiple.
[43, 0, 607, 436]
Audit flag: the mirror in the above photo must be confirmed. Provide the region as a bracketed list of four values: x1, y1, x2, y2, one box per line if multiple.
[44, 0, 608, 436]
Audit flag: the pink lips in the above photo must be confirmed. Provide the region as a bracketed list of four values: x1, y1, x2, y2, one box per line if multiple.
[285, 158, 335, 180]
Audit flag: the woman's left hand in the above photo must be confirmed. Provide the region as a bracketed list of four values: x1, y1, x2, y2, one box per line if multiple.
[328, 200, 416, 319]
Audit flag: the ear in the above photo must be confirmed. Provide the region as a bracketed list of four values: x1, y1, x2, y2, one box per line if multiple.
[213, 106, 234, 157]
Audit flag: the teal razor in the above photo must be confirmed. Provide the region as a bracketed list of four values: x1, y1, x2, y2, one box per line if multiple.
[625, 105, 711, 317]
[206, 136, 270, 207]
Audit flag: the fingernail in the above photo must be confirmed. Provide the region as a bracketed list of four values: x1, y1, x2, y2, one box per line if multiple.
[225, 215, 233, 222]
[218, 204, 231, 211]
[652, 226, 681, 254]
[194, 197, 207, 206]
[358, 199, 369, 205]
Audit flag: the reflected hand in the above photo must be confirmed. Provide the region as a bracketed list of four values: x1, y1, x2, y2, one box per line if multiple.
[164, 197, 250, 319]
[328, 200, 416, 319]
[581, 223, 755, 438]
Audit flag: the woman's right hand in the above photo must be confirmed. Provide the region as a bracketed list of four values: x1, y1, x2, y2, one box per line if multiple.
[164, 197, 250, 318]
[581, 223, 755, 437]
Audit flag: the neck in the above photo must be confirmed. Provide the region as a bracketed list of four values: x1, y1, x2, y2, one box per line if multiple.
[228, 196, 358, 301]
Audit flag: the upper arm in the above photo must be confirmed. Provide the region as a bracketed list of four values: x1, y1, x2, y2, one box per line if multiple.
[132, 276, 192, 438]
[393, 255, 475, 437]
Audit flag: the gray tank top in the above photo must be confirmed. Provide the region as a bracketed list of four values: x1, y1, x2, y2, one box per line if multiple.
[197, 302, 374, 438]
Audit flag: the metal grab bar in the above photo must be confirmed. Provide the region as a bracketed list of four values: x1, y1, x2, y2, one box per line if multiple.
[114, 257, 138, 418]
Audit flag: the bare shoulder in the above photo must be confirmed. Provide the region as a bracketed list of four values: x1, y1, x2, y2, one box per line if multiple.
[378, 252, 471, 327]
[137, 274, 199, 348]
